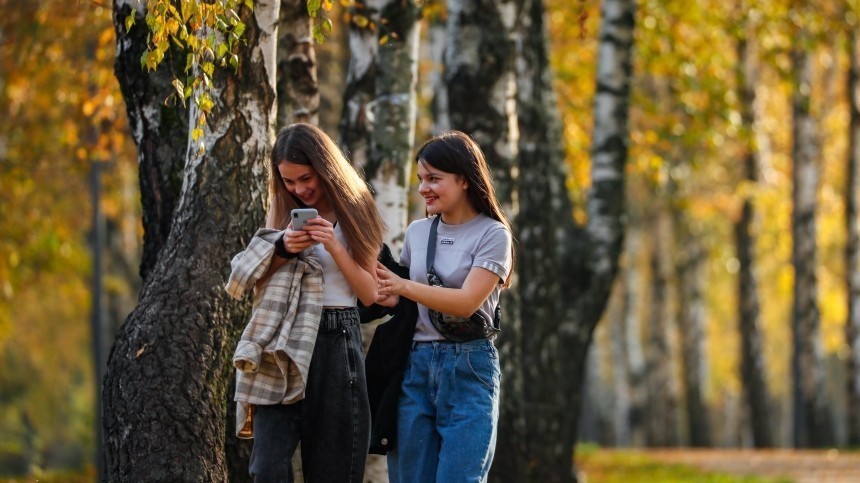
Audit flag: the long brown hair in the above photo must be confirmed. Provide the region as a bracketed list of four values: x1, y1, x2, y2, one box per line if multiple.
[415, 130, 516, 287]
[267, 123, 385, 267]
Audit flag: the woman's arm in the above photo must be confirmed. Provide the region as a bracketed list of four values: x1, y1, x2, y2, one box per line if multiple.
[254, 224, 315, 290]
[376, 264, 498, 318]
[305, 218, 378, 306]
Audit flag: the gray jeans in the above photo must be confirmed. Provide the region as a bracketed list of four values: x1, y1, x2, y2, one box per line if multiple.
[249, 307, 370, 483]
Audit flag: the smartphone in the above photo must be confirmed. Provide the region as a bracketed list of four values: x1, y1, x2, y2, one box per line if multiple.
[291, 208, 318, 231]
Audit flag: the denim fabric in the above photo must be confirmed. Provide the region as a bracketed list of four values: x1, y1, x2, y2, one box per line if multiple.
[249, 307, 370, 483]
[387, 339, 500, 483]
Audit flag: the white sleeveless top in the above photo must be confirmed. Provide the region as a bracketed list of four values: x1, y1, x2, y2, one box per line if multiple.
[313, 223, 357, 307]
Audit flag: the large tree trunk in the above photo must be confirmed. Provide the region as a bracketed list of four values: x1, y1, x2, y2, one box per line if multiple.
[103, 1, 279, 480]
[847, 22, 860, 448]
[790, 30, 834, 448]
[518, 0, 635, 482]
[441, 3, 522, 480]
[735, 31, 774, 448]
[112, 1, 189, 281]
[366, 0, 421, 251]
[277, 0, 319, 127]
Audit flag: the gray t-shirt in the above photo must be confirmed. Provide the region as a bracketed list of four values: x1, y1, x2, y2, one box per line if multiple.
[400, 213, 513, 342]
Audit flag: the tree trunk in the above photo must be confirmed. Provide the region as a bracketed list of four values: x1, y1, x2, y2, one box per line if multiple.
[441, 3, 523, 480]
[112, 0, 189, 281]
[735, 31, 774, 448]
[621, 226, 647, 446]
[846, 23, 860, 447]
[675, 223, 710, 447]
[525, 0, 636, 479]
[790, 32, 834, 448]
[367, 0, 421, 251]
[277, 0, 319, 127]
[444, 0, 518, 201]
[644, 211, 681, 447]
[103, 1, 279, 480]
[338, 0, 380, 168]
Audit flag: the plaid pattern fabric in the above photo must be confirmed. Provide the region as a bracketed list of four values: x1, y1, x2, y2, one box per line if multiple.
[225, 228, 323, 438]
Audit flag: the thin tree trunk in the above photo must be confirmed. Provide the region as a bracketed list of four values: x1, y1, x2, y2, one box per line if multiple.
[675, 224, 710, 447]
[644, 210, 680, 447]
[735, 30, 774, 448]
[790, 31, 834, 448]
[621, 225, 647, 447]
[845, 23, 860, 447]
[277, 0, 319, 127]
[103, 2, 279, 480]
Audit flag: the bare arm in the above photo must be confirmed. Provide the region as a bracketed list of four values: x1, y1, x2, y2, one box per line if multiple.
[376, 264, 498, 318]
[305, 218, 378, 306]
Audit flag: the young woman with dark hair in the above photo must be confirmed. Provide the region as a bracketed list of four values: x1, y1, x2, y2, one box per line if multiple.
[375, 130, 515, 482]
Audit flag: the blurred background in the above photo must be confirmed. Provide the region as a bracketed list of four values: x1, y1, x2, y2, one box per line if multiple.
[1, 0, 858, 479]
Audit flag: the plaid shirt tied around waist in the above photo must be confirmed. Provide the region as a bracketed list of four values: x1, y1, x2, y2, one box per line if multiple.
[225, 228, 323, 438]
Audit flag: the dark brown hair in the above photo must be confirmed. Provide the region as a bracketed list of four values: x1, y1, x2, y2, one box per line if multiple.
[416, 130, 515, 287]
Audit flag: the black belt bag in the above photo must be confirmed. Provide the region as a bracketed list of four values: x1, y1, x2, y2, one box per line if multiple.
[425, 216, 501, 342]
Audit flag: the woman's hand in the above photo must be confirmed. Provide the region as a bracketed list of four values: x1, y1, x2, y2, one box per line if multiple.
[375, 292, 400, 308]
[303, 217, 342, 253]
[377, 261, 407, 296]
[283, 221, 317, 254]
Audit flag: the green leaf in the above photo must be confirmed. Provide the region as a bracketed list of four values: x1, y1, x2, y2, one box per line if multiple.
[308, 0, 322, 17]
[124, 13, 135, 32]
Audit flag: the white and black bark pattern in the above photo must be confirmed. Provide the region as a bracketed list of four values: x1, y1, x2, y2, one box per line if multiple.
[276, 0, 319, 127]
[675, 221, 710, 447]
[103, 1, 279, 480]
[735, 32, 774, 448]
[113, 0, 190, 281]
[444, 0, 518, 202]
[367, 0, 421, 252]
[554, 0, 636, 478]
[338, 0, 381, 169]
[621, 226, 647, 447]
[496, 0, 569, 479]
[790, 35, 834, 448]
[643, 211, 681, 447]
[500, 0, 634, 479]
[846, 25, 860, 447]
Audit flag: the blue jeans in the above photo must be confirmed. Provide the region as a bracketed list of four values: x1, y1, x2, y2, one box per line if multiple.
[387, 339, 500, 483]
[249, 307, 370, 482]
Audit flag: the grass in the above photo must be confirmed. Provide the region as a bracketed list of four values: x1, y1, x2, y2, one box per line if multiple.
[575, 444, 794, 483]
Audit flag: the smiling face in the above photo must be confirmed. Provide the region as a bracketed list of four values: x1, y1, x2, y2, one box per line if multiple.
[277, 161, 330, 211]
[417, 159, 471, 217]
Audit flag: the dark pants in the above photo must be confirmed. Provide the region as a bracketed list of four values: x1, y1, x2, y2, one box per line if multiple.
[249, 307, 370, 483]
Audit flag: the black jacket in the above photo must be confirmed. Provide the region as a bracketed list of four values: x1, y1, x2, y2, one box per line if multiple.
[360, 244, 418, 455]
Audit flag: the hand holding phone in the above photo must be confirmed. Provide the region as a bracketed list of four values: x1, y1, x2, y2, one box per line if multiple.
[291, 208, 318, 232]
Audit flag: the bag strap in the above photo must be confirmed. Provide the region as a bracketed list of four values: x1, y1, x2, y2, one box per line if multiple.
[426, 215, 440, 274]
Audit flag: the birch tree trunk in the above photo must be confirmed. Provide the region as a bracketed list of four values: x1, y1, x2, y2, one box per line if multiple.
[535, 0, 636, 479]
[338, 0, 380, 169]
[735, 30, 774, 448]
[621, 225, 647, 446]
[790, 29, 834, 448]
[674, 222, 710, 447]
[276, 0, 319, 127]
[366, 0, 421, 252]
[644, 211, 681, 446]
[845, 23, 860, 447]
[103, 1, 279, 480]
